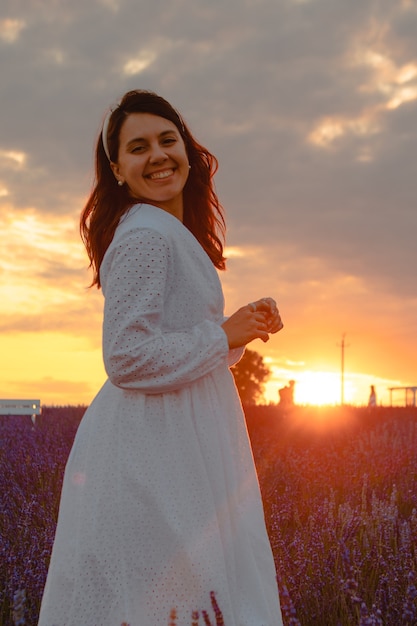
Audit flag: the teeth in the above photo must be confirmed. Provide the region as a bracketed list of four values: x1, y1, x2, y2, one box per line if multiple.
[149, 169, 173, 180]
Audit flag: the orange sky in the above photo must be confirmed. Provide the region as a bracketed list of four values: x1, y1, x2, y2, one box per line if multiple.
[1, 208, 415, 408]
[1, 1, 416, 408]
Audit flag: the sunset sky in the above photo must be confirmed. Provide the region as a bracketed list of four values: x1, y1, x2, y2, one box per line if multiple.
[1, 0, 416, 407]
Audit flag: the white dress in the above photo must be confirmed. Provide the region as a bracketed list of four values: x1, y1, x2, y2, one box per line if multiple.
[38, 204, 282, 626]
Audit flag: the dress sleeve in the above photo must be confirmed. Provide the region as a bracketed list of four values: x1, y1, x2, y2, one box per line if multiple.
[222, 317, 245, 366]
[101, 229, 229, 393]
[228, 346, 245, 367]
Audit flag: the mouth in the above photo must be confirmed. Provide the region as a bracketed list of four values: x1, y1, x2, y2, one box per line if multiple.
[146, 168, 175, 180]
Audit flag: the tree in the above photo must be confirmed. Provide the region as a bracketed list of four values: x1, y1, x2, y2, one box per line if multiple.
[231, 349, 270, 405]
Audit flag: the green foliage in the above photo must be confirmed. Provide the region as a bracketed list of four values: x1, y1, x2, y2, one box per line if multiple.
[231, 349, 270, 405]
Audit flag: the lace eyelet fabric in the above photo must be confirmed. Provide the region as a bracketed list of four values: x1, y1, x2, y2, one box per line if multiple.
[38, 204, 283, 625]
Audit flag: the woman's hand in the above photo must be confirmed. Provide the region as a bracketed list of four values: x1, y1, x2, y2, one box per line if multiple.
[254, 297, 284, 334]
[221, 297, 283, 349]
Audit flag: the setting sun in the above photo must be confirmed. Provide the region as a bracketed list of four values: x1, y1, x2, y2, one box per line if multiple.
[293, 371, 353, 406]
[263, 365, 361, 407]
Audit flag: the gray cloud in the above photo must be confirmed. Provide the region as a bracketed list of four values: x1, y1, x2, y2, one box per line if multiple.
[1, 0, 416, 334]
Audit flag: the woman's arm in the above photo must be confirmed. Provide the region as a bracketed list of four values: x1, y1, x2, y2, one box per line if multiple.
[101, 229, 229, 393]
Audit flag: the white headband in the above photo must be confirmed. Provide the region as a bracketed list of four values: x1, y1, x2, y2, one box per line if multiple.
[101, 101, 186, 161]
[101, 104, 120, 161]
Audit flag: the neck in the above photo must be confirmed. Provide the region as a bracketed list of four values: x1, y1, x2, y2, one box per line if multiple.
[152, 198, 184, 222]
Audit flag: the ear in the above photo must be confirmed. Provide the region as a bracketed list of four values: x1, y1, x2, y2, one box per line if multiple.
[110, 161, 120, 180]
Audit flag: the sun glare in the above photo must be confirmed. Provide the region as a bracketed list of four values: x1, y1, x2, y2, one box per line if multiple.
[264, 367, 357, 406]
[294, 371, 351, 406]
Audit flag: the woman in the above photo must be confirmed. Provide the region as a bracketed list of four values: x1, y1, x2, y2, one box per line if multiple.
[38, 90, 284, 625]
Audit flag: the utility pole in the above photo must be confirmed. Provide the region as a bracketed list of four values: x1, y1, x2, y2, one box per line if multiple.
[338, 333, 349, 405]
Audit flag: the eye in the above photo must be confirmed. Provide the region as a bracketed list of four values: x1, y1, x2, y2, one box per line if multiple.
[131, 144, 146, 153]
[161, 136, 177, 146]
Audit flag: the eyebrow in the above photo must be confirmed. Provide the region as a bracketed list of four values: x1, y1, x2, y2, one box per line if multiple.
[125, 129, 179, 149]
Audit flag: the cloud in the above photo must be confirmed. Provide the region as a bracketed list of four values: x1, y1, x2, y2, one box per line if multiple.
[0, 205, 102, 337]
[0, 17, 26, 43]
[12, 376, 91, 395]
[0, 149, 26, 166]
[3, 376, 93, 400]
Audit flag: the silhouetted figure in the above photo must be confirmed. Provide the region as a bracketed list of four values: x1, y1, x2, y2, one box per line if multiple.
[279, 380, 295, 409]
[368, 385, 377, 408]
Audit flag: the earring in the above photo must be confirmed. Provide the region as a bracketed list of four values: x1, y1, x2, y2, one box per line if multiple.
[117, 180, 124, 186]
[188, 165, 191, 170]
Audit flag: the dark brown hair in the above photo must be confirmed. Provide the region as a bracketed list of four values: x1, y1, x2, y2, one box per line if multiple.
[80, 90, 226, 288]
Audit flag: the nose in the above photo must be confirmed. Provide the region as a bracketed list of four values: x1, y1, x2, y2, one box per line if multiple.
[149, 141, 168, 163]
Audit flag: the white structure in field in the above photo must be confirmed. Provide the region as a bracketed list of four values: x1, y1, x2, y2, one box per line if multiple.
[0, 399, 41, 421]
[388, 387, 417, 407]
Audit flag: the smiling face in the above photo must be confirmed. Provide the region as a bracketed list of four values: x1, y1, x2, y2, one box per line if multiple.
[110, 113, 190, 220]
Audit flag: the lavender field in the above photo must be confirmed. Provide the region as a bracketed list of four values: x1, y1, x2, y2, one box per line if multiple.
[2, 405, 417, 625]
